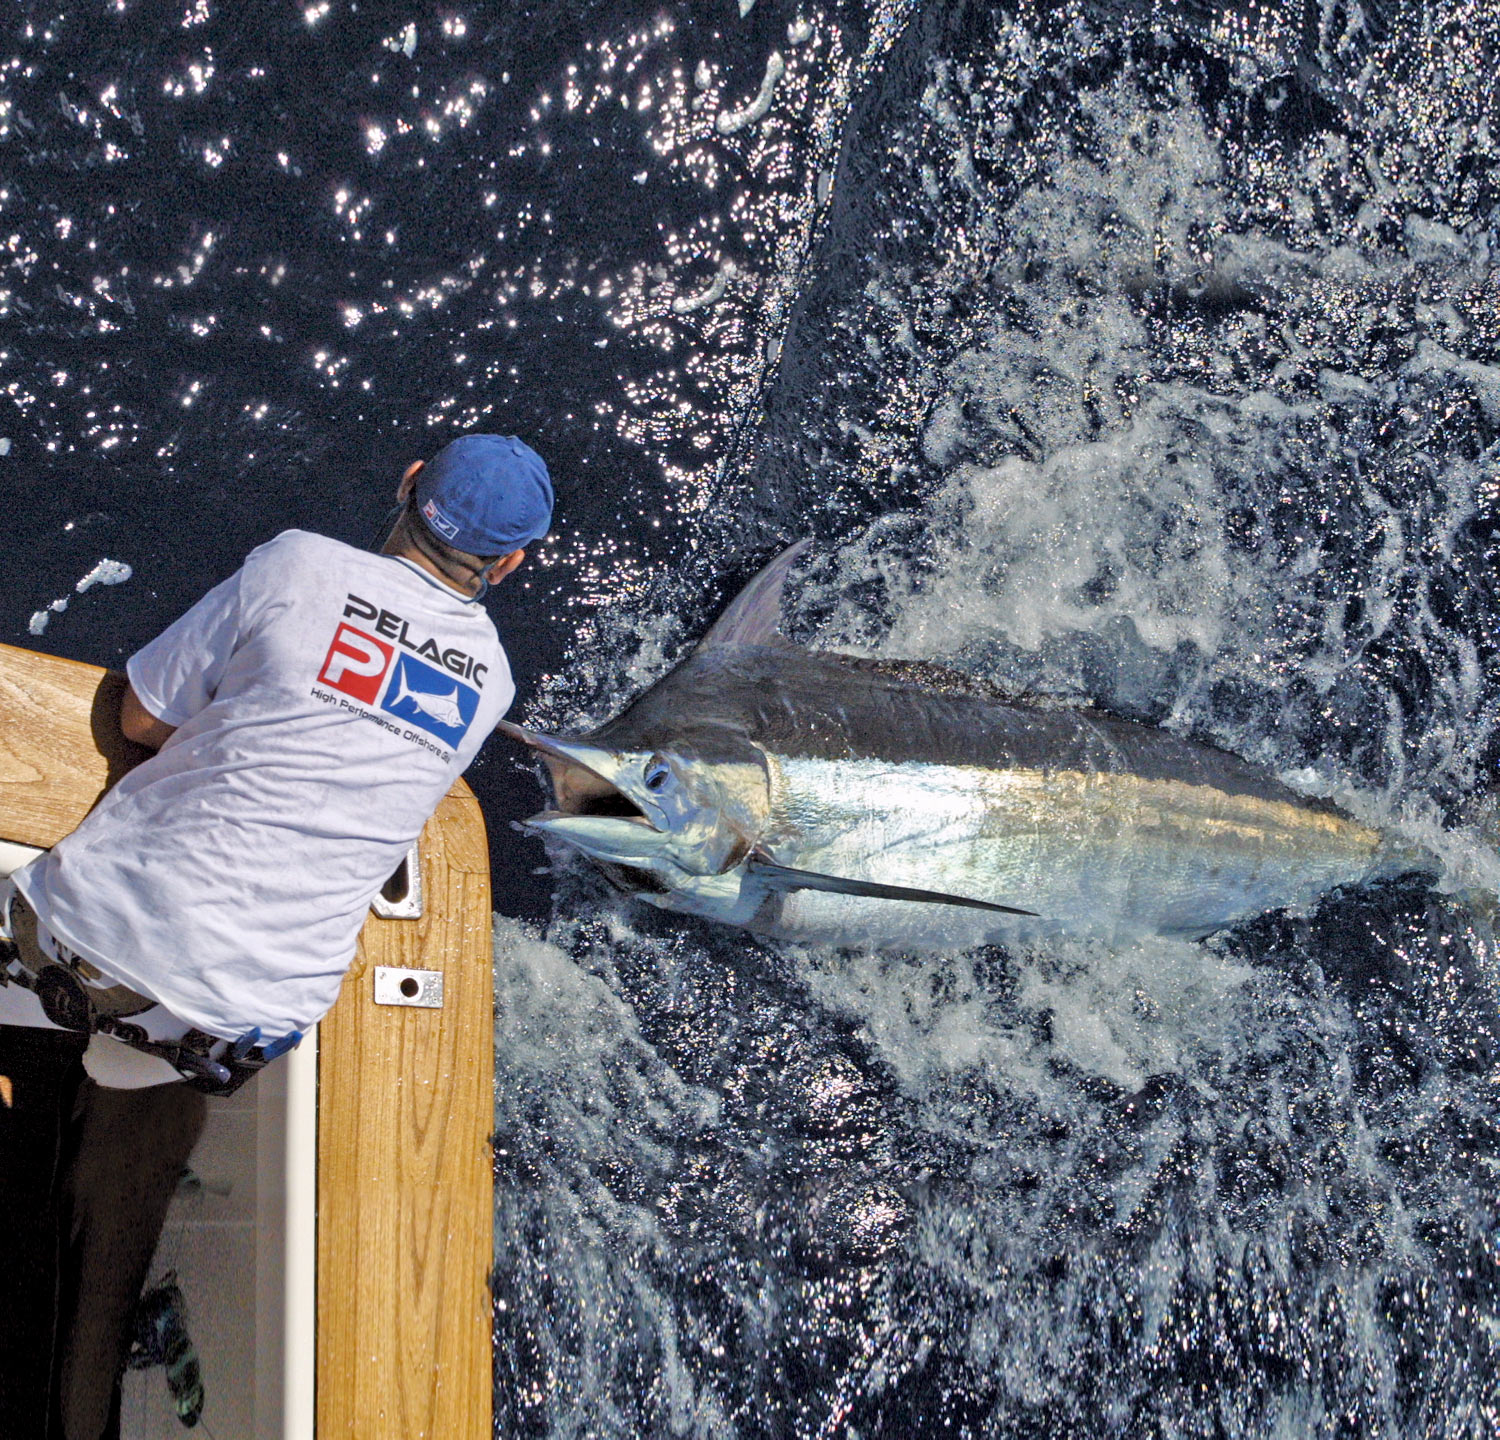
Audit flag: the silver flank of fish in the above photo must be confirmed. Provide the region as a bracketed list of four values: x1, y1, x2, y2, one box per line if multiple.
[743, 755, 1399, 945]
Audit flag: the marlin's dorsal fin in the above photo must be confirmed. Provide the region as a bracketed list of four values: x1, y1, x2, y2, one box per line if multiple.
[697, 539, 812, 651]
[747, 854, 1036, 917]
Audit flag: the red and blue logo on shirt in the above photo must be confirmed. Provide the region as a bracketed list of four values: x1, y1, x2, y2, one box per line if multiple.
[316, 621, 479, 748]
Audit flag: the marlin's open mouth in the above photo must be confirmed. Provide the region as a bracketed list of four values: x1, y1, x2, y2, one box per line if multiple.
[497, 719, 640, 814]
[497, 720, 672, 877]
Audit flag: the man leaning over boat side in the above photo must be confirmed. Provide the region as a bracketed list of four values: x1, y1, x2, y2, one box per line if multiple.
[0, 433, 553, 1439]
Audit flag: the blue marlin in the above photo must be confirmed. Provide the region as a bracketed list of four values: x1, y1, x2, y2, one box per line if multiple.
[503, 544, 1438, 948]
[394, 672, 466, 729]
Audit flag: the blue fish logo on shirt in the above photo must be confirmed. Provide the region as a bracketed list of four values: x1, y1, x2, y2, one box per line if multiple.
[381, 654, 479, 747]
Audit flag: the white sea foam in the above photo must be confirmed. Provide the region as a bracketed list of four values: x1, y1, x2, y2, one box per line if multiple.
[29, 557, 133, 634]
[75, 558, 133, 593]
[381, 21, 416, 57]
[714, 51, 784, 135]
[491, 914, 734, 1433]
[670, 263, 734, 315]
[793, 937, 1257, 1098]
[28, 598, 69, 635]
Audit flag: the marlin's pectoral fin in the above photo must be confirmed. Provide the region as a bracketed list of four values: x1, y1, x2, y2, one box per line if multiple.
[746, 854, 1036, 917]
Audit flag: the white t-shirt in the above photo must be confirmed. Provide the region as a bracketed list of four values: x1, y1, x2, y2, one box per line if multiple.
[15, 529, 513, 1041]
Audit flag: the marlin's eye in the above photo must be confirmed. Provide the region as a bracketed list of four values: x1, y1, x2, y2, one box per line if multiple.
[644, 756, 671, 791]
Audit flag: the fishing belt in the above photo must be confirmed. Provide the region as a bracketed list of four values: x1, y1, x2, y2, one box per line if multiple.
[0, 892, 279, 1096]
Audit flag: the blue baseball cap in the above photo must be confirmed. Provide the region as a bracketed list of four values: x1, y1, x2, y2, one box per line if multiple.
[413, 434, 553, 555]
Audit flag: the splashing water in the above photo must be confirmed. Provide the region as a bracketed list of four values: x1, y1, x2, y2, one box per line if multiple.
[496, 1, 1500, 1436]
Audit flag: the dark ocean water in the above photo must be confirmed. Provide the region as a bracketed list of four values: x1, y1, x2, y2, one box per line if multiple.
[8, 1, 1500, 1435]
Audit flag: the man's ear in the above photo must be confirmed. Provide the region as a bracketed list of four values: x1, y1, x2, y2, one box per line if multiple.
[485, 550, 526, 585]
[397, 459, 425, 503]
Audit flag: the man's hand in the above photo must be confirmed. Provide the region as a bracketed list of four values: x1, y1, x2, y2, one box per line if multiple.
[120, 685, 178, 750]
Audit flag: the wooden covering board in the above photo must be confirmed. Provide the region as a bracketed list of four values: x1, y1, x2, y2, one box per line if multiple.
[0, 644, 151, 849]
[317, 786, 494, 1439]
[0, 640, 495, 1438]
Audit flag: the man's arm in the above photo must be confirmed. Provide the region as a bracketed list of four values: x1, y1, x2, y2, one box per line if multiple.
[120, 684, 178, 750]
[122, 560, 250, 746]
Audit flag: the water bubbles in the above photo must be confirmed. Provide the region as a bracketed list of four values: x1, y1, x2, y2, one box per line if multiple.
[670, 262, 734, 315]
[714, 51, 785, 135]
[162, 52, 214, 98]
[381, 21, 417, 57]
[75, 559, 133, 592]
[30, 557, 132, 633]
[815, 1179, 909, 1260]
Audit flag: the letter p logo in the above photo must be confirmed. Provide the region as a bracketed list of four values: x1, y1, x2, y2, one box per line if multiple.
[318, 624, 393, 703]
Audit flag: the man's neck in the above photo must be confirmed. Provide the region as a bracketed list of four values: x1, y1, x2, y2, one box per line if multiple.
[380, 531, 481, 598]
